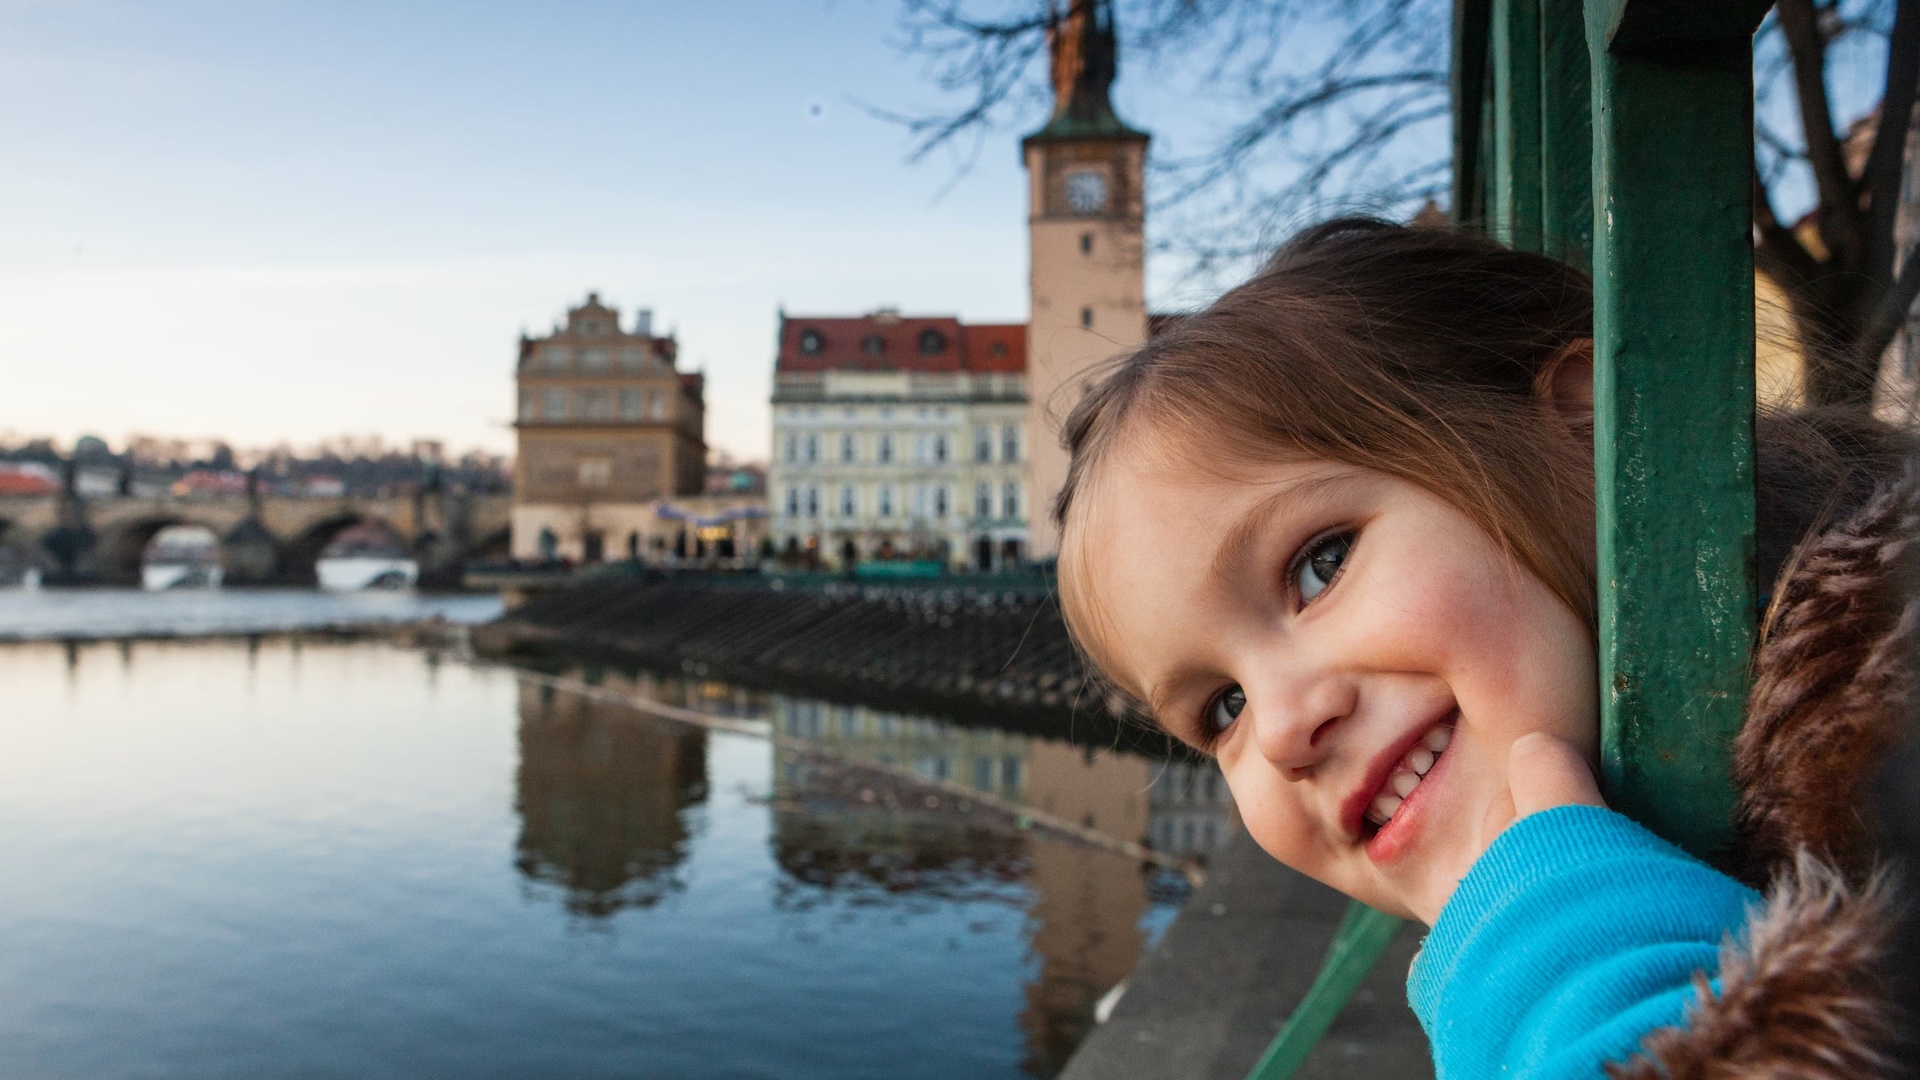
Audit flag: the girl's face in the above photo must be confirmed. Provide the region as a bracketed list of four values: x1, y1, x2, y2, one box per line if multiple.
[1065, 444, 1597, 924]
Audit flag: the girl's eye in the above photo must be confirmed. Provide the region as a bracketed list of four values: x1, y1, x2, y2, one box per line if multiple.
[1207, 685, 1246, 732]
[1295, 532, 1354, 603]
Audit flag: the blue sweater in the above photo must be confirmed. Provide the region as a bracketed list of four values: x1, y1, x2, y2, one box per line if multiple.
[1408, 806, 1760, 1080]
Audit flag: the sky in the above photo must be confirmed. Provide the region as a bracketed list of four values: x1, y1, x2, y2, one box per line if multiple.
[0, 1, 1892, 464]
[0, 0, 1083, 462]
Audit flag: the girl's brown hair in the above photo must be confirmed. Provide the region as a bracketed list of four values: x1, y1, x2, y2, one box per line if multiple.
[1057, 217, 1600, 625]
[1055, 217, 1914, 637]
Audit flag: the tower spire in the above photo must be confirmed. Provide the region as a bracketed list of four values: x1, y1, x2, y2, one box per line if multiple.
[1029, 0, 1142, 142]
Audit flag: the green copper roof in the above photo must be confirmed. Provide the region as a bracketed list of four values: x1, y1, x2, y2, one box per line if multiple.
[1022, 105, 1148, 146]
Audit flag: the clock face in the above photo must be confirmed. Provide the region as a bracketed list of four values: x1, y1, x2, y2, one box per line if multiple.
[1064, 169, 1109, 214]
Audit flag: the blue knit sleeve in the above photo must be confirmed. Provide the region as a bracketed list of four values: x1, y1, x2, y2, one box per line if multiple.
[1407, 805, 1760, 1080]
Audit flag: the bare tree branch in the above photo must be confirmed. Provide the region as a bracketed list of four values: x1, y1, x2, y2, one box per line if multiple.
[1860, 244, 1920, 367]
[1777, 0, 1864, 257]
[1860, 0, 1920, 290]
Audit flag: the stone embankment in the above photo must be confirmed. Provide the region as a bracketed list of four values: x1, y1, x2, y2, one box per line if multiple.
[473, 572, 1126, 731]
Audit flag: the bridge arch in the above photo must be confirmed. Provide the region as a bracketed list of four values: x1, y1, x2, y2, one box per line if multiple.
[95, 515, 226, 585]
[283, 514, 407, 586]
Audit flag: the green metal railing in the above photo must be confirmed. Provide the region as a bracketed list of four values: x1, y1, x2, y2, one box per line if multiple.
[1246, 3, 1768, 1076]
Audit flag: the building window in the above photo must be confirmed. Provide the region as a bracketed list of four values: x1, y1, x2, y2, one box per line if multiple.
[518, 391, 536, 421]
[804, 486, 820, 517]
[861, 334, 885, 356]
[1081, 306, 1093, 329]
[543, 346, 569, 371]
[581, 347, 608, 371]
[1080, 232, 1093, 255]
[804, 434, 820, 463]
[840, 485, 857, 517]
[1065, 168, 1109, 214]
[877, 485, 894, 517]
[783, 434, 798, 463]
[620, 388, 643, 420]
[543, 388, 567, 420]
[785, 487, 800, 516]
[933, 434, 949, 464]
[580, 320, 602, 336]
[577, 458, 611, 488]
[839, 433, 857, 463]
[800, 328, 825, 355]
[918, 329, 947, 355]
[877, 434, 894, 464]
[975, 482, 992, 518]
[582, 389, 613, 420]
[649, 389, 668, 420]
[1003, 482, 1020, 520]
[973, 426, 991, 463]
[620, 347, 644, 370]
[1002, 424, 1020, 462]
[933, 486, 949, 517]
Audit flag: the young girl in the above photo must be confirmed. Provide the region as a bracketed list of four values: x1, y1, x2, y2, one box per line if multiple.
[1053, 219, 1916, 1079]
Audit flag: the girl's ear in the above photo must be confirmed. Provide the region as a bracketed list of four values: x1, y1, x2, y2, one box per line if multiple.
[1534, 339, 1594, 429]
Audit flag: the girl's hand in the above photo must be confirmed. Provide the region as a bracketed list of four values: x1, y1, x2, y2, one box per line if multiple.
[1479, 732, 1607, 847]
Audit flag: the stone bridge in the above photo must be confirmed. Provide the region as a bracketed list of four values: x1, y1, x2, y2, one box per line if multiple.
[0, 491, 513, 585]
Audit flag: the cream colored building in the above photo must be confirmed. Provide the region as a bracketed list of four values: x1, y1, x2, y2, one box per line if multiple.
[769, 312, 1029, 571]
[511, 294, 728, 563]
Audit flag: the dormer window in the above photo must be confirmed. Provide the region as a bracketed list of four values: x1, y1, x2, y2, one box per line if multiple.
[800, 329, 825, 355]
[918, 329, 947, 355]
[989, 342, 1008, 358]
[861, 335, 886, 356]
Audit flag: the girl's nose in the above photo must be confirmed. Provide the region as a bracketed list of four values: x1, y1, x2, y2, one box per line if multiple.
[1245, 674, 1356, 780]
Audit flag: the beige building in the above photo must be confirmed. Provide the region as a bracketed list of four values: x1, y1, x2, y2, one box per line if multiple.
[1022, 0, 1148, 558]
[511, 294, 726, 563]
[769, 312, 1030, 571]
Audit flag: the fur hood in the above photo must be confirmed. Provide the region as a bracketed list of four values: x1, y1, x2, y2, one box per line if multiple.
[1611, 466, 1920, 1080]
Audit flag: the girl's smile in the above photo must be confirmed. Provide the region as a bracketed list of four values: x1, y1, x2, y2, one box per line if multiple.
[1063, 446, 1598, 924]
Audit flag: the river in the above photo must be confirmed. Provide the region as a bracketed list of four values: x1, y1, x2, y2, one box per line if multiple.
[0, 591, 1232, 1079]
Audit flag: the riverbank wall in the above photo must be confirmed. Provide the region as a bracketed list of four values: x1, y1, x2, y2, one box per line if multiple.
[471, 571, 1135, 739]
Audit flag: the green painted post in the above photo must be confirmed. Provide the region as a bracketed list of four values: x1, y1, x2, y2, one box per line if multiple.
[1491, 0, 1545, 249]
[1452, 0, 1493, 225]
[1584, 0, 1770, 860]
[1538, 4, 1592, 266]
[1243, 903, 1403, 1080]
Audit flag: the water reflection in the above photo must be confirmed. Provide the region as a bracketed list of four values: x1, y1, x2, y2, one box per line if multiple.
[761, 694, 1237, 1076]
[513, 679, 711, 916]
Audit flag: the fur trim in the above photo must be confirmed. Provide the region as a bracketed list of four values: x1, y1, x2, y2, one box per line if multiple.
[1609, 852, 1901, 1080]
[1735, 468, 1920, 884]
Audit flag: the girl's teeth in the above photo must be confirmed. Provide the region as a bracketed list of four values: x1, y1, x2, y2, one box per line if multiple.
[1366, 724, 1456, 833]
[1390, 769, 1420, 798]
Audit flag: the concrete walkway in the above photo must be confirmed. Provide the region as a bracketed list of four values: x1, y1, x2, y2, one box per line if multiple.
[1060, 828, 1433, 1080]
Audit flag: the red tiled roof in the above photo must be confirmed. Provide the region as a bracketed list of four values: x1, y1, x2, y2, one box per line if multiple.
[777, 313, 1026, 374]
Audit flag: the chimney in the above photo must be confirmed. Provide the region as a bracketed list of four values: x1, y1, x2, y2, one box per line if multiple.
[633, 308, 654, 337]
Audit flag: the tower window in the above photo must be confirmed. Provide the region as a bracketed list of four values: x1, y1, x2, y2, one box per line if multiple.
[861, 334, 886, 356]
[918, 329, 947, 355]
[1081, 307, 1094, 329]
[1080, 233, 1093, 255]
[799, 328, 824, 355]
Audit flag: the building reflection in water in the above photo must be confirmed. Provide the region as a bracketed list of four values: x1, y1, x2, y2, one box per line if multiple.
[766, 695, 1236, 1077]
[512, 675, 713, 917]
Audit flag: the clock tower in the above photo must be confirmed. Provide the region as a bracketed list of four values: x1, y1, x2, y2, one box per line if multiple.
[1023, 0, 1147, 558]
